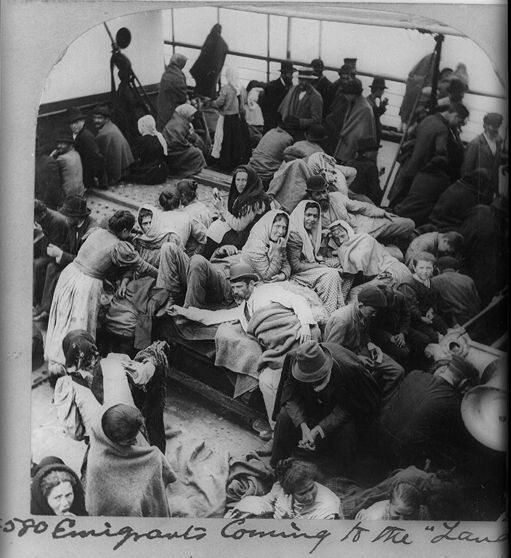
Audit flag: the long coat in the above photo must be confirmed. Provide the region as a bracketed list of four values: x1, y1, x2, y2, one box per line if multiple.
[156, 63, 188, 131]
[95, 120, 134, 186]
[190, 24, 228, 98]
[74, 127, 103, 190]
[461, 133, 503, 193]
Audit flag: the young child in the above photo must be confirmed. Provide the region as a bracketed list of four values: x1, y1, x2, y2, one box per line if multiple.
[398, 252, 449, 353]
[225, 458, 341, 520]
[356, 481, 430, 520]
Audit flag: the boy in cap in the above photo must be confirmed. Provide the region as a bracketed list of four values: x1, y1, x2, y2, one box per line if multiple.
[259, 60, 296, 133]
[270, 340, 380, 474]
[92, 103, 134, 187]
[461, 112, 504, 194]
[366, 77, 389, 145]
[324, 284, 405, 397]
[278, 69, 323, 141]
[67, 106, 103, 190]
[50, 129, 85, 198]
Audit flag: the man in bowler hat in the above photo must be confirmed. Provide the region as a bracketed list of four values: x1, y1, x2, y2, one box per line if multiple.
[259, 60, 297, 133]
[67, 106, 103, 190]
[34, 196, 96, 322]
[270, 340, 380, 475]
[366, 77, 389, 144]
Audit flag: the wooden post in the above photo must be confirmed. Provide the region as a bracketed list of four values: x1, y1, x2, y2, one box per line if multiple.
[170, 8, 175, 55]
[286, 17, 291, 59]
[266, 13, 271, 81]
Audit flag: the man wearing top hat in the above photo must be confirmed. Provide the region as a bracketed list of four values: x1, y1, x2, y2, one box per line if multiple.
[270, 340, 380, 474]
[50, 129, 85, 198]
[92, 103, 134, 187]
[282, 124, 328, 162]
[67, 106, 104, 190]
[33, 195, 96, 322]
[259, 60, 297, 133]
[345, 136, 383, 205]
[366, 77, 389, 145]
[310, 58, 334, 116]
[461, 112, 505, 194]
[278, 68, 323, 142]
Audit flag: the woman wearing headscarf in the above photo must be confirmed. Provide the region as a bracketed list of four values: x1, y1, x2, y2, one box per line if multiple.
[190, 23, 228, 99]
[287, 201, 349, 313]
[103, 205, 182, 353]
[202, 166, 270, 259]
[128, 115, 168, 185]
[327, 220, 411, 286]
[158, 188, 206, 253]
[209, 67, 250, 171]
[163, 104, 207, 177]
[56, 331, 176, 515]
[31, 456, 87, 516]
[44, 210, 158, 375]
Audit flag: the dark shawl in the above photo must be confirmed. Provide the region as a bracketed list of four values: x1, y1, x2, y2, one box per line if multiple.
[190, 24, 228, 98]
[227, 165, 270, 218]
[31, 457, 87, 516]
[62, 329, 98, 370]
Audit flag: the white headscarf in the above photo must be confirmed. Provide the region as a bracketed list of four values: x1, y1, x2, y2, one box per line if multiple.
[175, 103, 197, 121]
[137, 115, 168, 155]
[289, 200, 322, 263]
[225, 67, 241, 95]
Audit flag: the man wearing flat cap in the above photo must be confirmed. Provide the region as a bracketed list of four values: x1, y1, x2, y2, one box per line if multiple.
[259, 60, 297, 133]
[67, 106, 103, 190]
[334, 79, 378, 164]
[270, 340, 380, 474]
[156, 53, 188, 131]
[325, 285, 405, 398]
[50, 129, 85, 199]
[278, 68, 323, 141]
[461, 112, 504, 194]
[92, 103, 134, 187]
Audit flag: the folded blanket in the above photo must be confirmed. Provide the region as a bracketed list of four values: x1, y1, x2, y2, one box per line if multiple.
[215, 321, 263, 398]
[226, 453, 274, 505]
[248, 303, 302, 372]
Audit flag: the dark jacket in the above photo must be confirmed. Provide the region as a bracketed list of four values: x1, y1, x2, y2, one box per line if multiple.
[397, 276, 442, 324]
[75, 127, 103, 190]
[429, 177, 493, 231]
[35, 154, 63, 210]
[345, 156, 382, 206]
[59, 214, 97, 268]
[371, 290, 411, 336]
[314, 75, 334, 116]
[259, 78, 291, 132]
[273, 343, 380, 434]
[37, 208, 70, 252]
[461, 133, 502, 193]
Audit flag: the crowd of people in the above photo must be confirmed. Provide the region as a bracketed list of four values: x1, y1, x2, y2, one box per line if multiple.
[32, 25, 507, 520]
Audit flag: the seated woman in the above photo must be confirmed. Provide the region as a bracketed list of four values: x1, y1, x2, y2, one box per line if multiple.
[327, 220, 412, 286]
[288, 200, 350, 313]
[45, 210, 158, 375]
[62, 332, 176, 516]
[158, 188, 206, 254]
[127, 115, 168, 185]
[356, 481, 430, 520]
[397, 251, 449, 351]
[31, 456, 87, 516]
[163, 104, 206, 177]
[226, 458, 341, 520]
[102, 205, 180, 354]
[202, 165, 270, 259]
